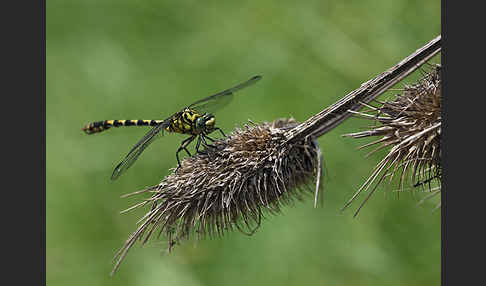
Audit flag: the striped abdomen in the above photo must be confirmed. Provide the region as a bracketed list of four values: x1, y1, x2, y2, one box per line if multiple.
[82, 120, 164, 134]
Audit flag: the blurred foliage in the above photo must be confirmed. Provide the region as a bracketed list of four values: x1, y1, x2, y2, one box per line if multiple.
[47, 0, 440, 285]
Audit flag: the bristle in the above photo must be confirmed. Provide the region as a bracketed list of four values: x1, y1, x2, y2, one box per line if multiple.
[111, 118, 322, 275]
[343, 64, 441, 216]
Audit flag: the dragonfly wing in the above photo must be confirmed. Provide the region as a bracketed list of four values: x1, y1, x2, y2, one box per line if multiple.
[188, 75, 262, 114]
[190, 93, 234, 114]
[111, 120, 169, 180]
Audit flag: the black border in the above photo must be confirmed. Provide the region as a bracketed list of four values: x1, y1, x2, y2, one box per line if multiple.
[42, 0, 47, 284]
[442, 0, 482, 284]
[4, 1, 45, 284]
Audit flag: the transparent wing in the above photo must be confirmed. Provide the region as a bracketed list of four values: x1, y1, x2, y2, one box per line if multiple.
[188, 75, 262, 114]
[111, 120, 170, 180]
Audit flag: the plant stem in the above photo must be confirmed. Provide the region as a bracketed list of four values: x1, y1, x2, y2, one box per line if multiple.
[285, 35, 441, 143]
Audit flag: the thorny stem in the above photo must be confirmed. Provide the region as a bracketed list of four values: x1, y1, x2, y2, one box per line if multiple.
[284, 35, 441, 143]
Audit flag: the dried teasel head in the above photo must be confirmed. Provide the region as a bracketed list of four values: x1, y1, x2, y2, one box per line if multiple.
[111, 118, 322, 274]
[343, 63, 441, 216]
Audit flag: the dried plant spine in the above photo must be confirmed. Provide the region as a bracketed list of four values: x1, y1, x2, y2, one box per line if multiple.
[343, 64, 441, 216]
[111, 118, 322, 274]
[110, 36, 441, 274]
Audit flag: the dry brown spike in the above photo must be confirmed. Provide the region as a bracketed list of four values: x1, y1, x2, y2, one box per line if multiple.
[111, 118, 323, 275]
[343, 64, 441, 216]
[110, 35, 441, 274]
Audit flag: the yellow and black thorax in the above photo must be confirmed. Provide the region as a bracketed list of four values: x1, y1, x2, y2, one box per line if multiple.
[166, 108, 216, 135]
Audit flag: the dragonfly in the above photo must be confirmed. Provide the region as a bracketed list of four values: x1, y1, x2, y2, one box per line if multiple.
[82, 75, 262, 180]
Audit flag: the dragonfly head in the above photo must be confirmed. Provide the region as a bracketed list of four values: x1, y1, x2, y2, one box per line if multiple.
[196, 113, 216, 133]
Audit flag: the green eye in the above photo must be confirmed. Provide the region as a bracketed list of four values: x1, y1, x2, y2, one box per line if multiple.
[195, 117, 206, 128]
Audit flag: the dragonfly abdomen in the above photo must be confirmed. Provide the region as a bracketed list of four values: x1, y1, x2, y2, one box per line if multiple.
[82, 120, 164, 134]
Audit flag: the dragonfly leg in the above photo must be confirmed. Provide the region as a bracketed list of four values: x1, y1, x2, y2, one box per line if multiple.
[205, 128, 227, 143]
[200, 134, 216, 149]
[195, 135, 203, 154]
[213, 127, 226, 137]
[205, 135, 215, 142]
[196, 135, 214, 156]
[176, 135, 196, 168]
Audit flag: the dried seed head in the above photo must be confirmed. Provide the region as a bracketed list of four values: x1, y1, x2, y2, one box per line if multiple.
[112, 118, 322, 274]
[343, 64, 441, 216]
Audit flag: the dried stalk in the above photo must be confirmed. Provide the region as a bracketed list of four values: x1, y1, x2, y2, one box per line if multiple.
[285, 35, 441, 142]
[110, 35, 441, 274]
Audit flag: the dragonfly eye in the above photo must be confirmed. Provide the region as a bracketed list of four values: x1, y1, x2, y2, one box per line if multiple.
[195, 117, 205, 129]
[196, 114, 215, 130]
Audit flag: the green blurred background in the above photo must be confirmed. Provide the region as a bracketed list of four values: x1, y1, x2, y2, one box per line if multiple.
[47, 0, 441, 285]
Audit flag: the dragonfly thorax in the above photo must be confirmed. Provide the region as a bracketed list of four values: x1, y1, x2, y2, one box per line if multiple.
[167, 108, 216, 135]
